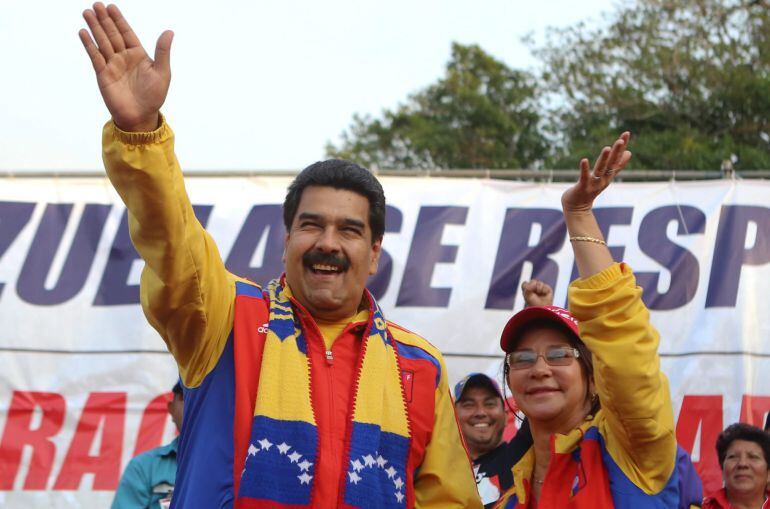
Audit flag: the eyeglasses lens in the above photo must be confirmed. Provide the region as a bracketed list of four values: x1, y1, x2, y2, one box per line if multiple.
[509, 347, 576, 370]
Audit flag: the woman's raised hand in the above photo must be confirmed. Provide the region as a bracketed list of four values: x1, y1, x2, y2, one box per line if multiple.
[561, 132, 632, 215]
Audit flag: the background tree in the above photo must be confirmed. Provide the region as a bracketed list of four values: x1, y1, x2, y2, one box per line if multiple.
[327, 43, 548, 169]
[538, 0, 770, 170]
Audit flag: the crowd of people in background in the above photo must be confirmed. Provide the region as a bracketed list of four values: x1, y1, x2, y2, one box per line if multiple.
[79, 3, 769, 509]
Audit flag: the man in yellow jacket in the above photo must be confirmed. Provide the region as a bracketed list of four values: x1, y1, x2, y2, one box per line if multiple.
[78, 3, 481, 508]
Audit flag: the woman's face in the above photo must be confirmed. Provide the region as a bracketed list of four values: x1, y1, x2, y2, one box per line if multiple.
[506, 327, 591, 429]
[723, 439, 770, 498]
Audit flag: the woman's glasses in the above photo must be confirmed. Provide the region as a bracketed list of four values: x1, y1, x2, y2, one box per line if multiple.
[506, 346, 581, 370]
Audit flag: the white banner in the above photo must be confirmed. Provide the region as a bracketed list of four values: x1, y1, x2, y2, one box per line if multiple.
[1, 176, 769, 507]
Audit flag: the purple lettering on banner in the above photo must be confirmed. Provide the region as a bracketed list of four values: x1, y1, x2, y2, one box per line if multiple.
[706, 205, 770, 307]
[0, 202, 36, 298]
[93, 205, 213, 306]
[485, 208, 565, 310]
[635, 205, 705, 310]
[396, 206, 468, 307]
[17, 204, 111, 306]
[225, 205, 284, 287]
[367, 205, 403, 300]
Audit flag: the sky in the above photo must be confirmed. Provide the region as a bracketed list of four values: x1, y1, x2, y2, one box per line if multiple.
[0, 0, 617, 172]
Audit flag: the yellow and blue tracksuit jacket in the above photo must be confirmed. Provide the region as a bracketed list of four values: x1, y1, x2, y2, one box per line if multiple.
[496, 263, 679, 508]
[101, 118, 481, 509]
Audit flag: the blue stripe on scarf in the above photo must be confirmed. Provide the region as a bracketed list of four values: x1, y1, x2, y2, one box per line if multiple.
[239, 415, 318, 505]
[343, 422, 410, 509]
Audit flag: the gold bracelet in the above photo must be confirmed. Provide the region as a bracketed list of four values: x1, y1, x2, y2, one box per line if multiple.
[569, 236, 607, 246]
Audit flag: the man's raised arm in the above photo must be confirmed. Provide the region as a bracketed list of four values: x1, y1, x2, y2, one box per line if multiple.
[79, 3, 236, 387]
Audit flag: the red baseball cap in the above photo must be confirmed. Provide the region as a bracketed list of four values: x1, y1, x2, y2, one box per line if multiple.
[500, 305, 581, 352]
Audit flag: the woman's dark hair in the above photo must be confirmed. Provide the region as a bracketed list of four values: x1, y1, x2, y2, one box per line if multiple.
[716, 422, 770, 469]
[283, 159, 386, 242]
[502, 318, 600, 417]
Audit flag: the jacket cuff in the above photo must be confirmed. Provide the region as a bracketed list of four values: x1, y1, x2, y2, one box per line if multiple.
[106, 113, 171, 145]
[571, 262, 625, 290]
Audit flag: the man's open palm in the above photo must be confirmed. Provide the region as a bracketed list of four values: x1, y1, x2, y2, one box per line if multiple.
[79, 3, 173, 132]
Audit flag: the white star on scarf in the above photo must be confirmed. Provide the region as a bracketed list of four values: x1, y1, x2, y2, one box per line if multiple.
[385, 466, 397, 479]
[395, 491, 404, 503]
[298, 460, 313, 472]
[351, 459, 364, 472]
[348, 471, 362, 485]
[376, 455, 387, 468]
[288, 451, 302, 463]
[394, 477, 404, 490]
[298, 473, 313, 485]
[277, 442, 291, 455]
[258, 438, 273, 451]
[363, 454, 376, 467]
[248, 444, 259, 456]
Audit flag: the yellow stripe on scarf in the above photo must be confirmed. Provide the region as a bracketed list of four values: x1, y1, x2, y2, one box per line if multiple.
[252, 329, 316, 425]
[353, 332, 410, 438]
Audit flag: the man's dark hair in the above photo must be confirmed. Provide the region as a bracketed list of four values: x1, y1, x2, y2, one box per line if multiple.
[283, 159, 386, 242]
[716, 422, 770, 469]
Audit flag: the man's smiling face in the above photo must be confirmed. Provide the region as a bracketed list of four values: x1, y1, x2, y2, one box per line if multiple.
[284, 185, 381, 321]
[455, 385, 506, 459]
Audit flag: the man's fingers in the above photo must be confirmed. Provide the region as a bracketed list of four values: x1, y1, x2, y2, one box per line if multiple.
[94, 2, 126, 53]
[83, 7, 115, 58]
[107, 4, 142, 49]
[79, 28, 106, 72]
[153, 30, 174, 73]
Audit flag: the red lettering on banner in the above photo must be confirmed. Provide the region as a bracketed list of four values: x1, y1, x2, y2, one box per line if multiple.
[0, 391, 65, 490]
[133, 392, 172, 456]
[739, 395, 770, 427]
[53, 392, 126, 490]
[676, 395, 723, 496]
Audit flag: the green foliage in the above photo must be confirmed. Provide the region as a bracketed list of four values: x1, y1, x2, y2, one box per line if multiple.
[327, 43, 548, 169]
[538, 0, 770, 170]
[330, 0, 770, 171]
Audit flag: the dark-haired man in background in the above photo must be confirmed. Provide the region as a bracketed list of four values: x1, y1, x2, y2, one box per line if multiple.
[112, 383, 183, 509]
[79, 3, 480, 508]
[454, 373, 530, 508]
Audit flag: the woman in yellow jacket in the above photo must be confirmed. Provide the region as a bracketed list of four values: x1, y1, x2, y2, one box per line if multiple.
[495, 133, 681, 508]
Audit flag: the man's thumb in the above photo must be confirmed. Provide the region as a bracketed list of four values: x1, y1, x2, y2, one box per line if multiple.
[154, 30, 174, 72]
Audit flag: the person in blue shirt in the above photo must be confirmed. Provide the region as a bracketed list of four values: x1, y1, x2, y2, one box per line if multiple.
[112, 382, 184, 509]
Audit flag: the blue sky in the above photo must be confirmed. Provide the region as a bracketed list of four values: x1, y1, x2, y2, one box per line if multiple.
[0, 0, 616, 171]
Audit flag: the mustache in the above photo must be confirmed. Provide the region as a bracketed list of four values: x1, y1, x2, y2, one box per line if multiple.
[303, 250, 350, 272]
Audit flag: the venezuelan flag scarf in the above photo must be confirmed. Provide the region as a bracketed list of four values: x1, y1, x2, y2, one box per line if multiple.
[236, 279, 413, 508]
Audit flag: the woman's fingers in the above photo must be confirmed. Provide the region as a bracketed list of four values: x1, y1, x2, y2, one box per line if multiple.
[579, 157, 591, 184]
[592, 146, 611, 178]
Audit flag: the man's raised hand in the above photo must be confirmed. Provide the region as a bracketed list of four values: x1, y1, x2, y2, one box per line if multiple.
[79, 3, 173, 132]
[521, 279, 554, 308]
